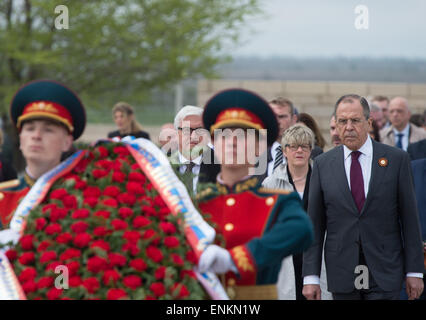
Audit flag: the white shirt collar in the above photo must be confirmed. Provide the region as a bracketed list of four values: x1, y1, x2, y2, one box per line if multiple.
[343, 135, 373, 160]
[178, 151, 202, 166]
[392, 123, 410, 136]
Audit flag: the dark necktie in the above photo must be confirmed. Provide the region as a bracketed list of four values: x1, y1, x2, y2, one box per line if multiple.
[273, 145, 283, 172]
[185, 162, 195, 192]
[396, 133, 404, 149]
[350, 151, 365, 213]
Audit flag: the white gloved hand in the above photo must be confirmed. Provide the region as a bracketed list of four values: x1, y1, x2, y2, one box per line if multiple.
[198, 244, 237, 274]
[0, 229, 20, 248]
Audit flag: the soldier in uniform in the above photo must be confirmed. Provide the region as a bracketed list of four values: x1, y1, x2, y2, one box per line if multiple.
[197, 88, 314, 299]
[0, 80, 86, 229]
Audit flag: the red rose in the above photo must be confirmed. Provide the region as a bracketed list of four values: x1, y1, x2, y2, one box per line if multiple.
[20, 234, 35, 250]
[5, 249, 17, 261]
[103, 186, 121, 197]
[94, 210, 110, 219]
[103, 198, 118, 208]
[35, 218, 47, 231]
[83, 186, 102, 198]
[111, 218, 128, 231]
[153, 195, 166, 208]
[84, 197, 98, 208]
[171, 283, 190, 299]
[19, 252, 35, 265]
[150, 282, 165, 297]
[146, 246, 163, 263]
[123, 275, 142, 290]
[132, 216, 151, 228]
[122, 243, 140, 256]
[50, 188, 68, 200]
[47, 288, 63, 300]
[180, 269, 197, 279]
[66, 261, 80, 276]
[95, 159, 114, 170]
[97, 146, 109, 158]
[141, 205, 156, 216]
[18, 267, 37, 282]
[129, 258, 147, 272]
[42, 203, 57, 213]
[113, 146, 130, 156]
[63, 195, 78, 209]
[71, 221, 89, 234]
[164, 236, 179, 248]
[50, 208, 68, 222]
[159, 221, 176, 234]
[128, 172, 146, 183]
[56, 232, 73, 244]
[123, 230, 141, 243]
[90, 240, 110, 252]
[38, 240, 51, 252]
[112, 171, 126, 183]
[60, 248, 81, 261]
[22, 280, 37, 294]
[71, 208, 90, 219]
[45, 223, 62, 235]
[118, 207, 133, 219]
[106, 288, 128, 300]
[37, 276, 54, 289]
[158, 207, 171, 219]
[102, 270, 121, 285]
[87, 256, 108, 273]
[171, 253, 184, 266]
[126, 182, 144, 195]
[108, 253, 127, 267]
[73, 233, 92, 248]
[185, 250, 198, 264]
[142, 229, 156, 240]
[154, 266, 166, 280]
[93, 226, 109, 237]
[69, 276, 82, 287]
[40, 251, 57, 264]
[74, 158, 90, 173]
[92, 169, 109, 179]
[117, 193, 136, 206]
[113, 160, 123, 171]
[46, 261, 62, 271]
[82, 277, 100, 294]
[75, 180, 87, 190]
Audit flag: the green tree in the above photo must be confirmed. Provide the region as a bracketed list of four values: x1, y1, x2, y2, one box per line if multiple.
[0, 0, 261, 111]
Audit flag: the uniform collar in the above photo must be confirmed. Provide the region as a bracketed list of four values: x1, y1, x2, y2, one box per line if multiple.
[216, 174, 261, 194]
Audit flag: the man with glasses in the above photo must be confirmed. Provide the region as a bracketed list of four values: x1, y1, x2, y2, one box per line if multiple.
[170, 105, 220, 194]
[302, 94, 424, 300]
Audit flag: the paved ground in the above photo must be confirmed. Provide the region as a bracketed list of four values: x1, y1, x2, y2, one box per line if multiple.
[78, 124, 162, 145]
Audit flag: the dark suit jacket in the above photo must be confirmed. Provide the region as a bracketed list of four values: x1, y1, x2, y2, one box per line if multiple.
[108, 130, 150, 140]
[411, 158, 426, 243]
[408, 139, 426, 161]
[303, 140, 424, 293]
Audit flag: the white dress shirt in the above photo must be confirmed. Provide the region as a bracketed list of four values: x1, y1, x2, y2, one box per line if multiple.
[392, 124, 410, 151]
[267, 141, 287, 176]
[304, 136, 422, 286]
[178, 152, 202, 194]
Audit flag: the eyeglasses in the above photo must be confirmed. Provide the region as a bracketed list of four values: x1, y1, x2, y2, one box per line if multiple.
[177, 127, 204, 135]
[285, 144, 311, 152]
[336, 118, 364, 127]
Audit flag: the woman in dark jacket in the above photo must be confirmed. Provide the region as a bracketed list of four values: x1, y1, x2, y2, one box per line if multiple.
[108, 102, 150, 140]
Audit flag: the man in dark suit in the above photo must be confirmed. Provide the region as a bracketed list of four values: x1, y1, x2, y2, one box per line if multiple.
[302, 94, 424, 300]
[170, 105, 220, 194]
[408, 139, 426, 161]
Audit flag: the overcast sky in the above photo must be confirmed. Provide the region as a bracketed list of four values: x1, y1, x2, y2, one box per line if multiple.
[232, 0, 426, 58]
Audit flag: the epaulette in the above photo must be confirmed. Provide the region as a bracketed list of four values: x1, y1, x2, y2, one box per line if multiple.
[0, 179, 20, 191]
[258, 187, 292, 195]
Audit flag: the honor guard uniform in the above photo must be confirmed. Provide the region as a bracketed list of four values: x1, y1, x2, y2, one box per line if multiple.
[0, 80, 86, 229]
[197, 88, 313, 299]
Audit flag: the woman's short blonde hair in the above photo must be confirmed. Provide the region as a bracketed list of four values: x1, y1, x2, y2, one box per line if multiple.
[281, 123, 315, 150]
